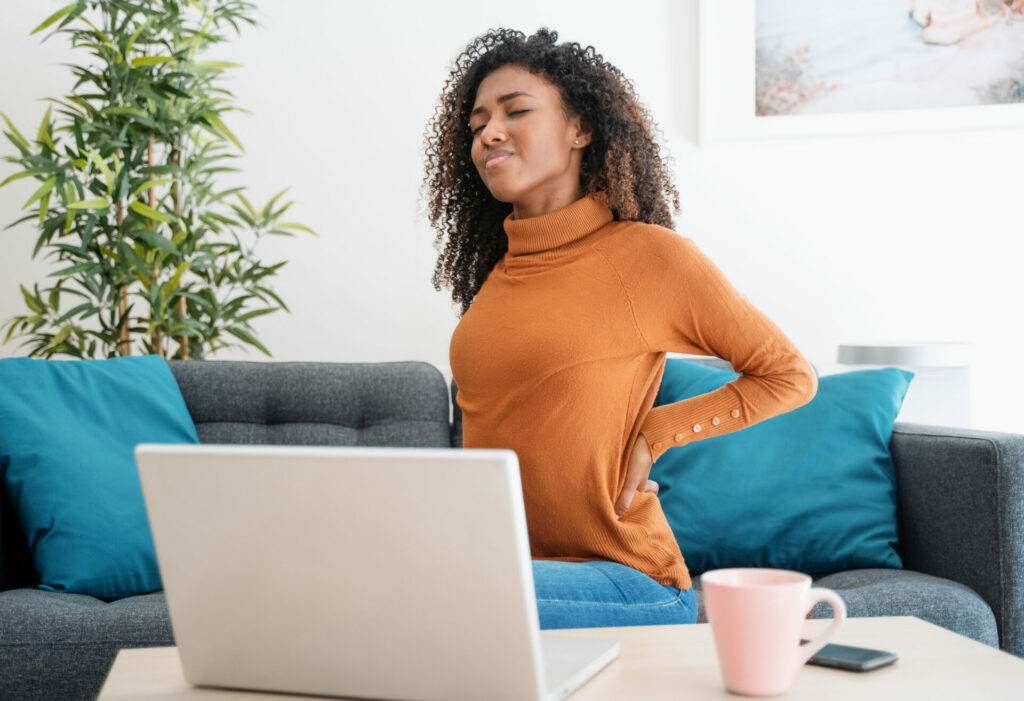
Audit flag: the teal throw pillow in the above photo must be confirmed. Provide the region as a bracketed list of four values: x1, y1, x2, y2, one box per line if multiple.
[0, 355, 199, 599]
[650, 359, 912, 575]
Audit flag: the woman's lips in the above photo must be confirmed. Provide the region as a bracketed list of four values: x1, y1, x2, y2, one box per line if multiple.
[486, 152, 512, 168]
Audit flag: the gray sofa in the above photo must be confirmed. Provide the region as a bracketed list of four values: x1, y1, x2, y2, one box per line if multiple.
[1, 358, 1022, 700]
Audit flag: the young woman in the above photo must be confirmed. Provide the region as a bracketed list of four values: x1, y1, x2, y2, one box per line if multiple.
[421, 27, 817, 629]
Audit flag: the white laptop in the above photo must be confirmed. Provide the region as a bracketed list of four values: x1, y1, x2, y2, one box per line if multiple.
[134, 443, 619, 701]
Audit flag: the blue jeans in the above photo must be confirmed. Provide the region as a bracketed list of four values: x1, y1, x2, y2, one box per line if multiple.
[532, 559, 698, 630]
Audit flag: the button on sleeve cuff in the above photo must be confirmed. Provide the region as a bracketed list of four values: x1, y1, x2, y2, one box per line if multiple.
[639, 385, 747, 463]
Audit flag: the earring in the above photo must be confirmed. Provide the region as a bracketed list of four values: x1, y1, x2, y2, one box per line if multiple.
[575, 140, 579, 144]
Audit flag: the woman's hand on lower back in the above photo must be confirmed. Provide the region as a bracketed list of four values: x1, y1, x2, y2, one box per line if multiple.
[615, 434, 658, 520]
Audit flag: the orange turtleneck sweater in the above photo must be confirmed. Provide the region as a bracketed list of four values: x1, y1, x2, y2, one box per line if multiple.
[448, 193, 817, 590]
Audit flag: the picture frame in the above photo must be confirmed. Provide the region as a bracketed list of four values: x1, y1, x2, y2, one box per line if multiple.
[697, 0, 1024, 145]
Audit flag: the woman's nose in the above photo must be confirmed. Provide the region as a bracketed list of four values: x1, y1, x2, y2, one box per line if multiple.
[482, 121, 505, 143]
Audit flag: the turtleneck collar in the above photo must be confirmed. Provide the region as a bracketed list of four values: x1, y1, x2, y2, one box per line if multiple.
[503, 192, 615, 258]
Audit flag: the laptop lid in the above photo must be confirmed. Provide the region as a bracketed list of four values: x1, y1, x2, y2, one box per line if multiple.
[135, 443, 605, 701]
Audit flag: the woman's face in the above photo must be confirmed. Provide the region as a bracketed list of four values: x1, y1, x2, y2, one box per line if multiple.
[469, 63, 591, 218]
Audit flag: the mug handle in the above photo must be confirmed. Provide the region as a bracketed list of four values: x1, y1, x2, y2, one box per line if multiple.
[794, 587, 847, 671]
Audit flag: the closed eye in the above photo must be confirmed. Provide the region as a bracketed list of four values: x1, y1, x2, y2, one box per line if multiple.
[471, 110, 531, 135]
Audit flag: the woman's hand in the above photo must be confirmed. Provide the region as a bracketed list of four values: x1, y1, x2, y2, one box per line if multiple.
[615, 433, 659, 520]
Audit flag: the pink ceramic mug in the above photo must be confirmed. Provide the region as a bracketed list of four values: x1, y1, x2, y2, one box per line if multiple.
[702, 568, 847, 697]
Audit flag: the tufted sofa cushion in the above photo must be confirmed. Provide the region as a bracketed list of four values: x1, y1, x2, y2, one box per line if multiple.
[169, 360, 453, 448]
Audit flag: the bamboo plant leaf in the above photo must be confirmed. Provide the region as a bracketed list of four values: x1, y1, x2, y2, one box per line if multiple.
[131, 56, 175, 68]
[130, 200, 175, 224]
[55, 302, 95, 325]
[38, 105, 58, 152]
[235, 306, 277, 322]
[67, 198, 110, 209]
[132, 177, 178, 197]
[49, 325, 73, 348]
[138, 164, 182, 175]
[40, 97, 84, 118]
[202, 111, 244, 153]
[3, 213, 36, 231]
[227, 203, 255, 227]
[84, 147, 114, 194]
[63, 181, 75, 233]
[236, 191, 258, 218]
[254, 284, 289, 312]
[133, 229, 180, 254]
[20, 284, 44, 314]
[0, 168, 51, 188]
[22, 176, 57, 210]
[0, 110, 32, 151]
[225, 326, 270, 356]
[259, 186, 290, 218]
[38, 191, 51, 226]
[194, 60, 244, 70]
[124, 16, 155, 55]
[49, 261, 98, 278]
[275, 221, 318, 236]
[29, 2, 79, 36]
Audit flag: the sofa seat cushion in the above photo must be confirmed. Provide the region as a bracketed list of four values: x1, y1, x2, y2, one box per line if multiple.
[0, 588, 172, 701]
[690, 569, 998, 649]
[0, 588, 172, 646]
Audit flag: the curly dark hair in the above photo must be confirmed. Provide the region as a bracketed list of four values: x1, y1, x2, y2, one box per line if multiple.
[421, 27, 681, 318]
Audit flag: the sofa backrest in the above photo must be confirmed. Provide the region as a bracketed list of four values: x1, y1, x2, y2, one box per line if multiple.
[168, 359, 454, 448]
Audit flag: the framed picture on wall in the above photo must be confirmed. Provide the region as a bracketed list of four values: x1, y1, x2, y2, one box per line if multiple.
[698, 0, 1024, 145]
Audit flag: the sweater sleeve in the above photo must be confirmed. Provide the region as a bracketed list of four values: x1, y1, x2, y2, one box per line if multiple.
[602, 226, 817, 464]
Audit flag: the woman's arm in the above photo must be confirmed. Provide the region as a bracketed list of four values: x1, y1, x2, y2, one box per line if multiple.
[599, 225, 817, 464]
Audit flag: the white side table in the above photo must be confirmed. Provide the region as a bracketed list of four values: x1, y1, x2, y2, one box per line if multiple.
[821, 342, 971, 429]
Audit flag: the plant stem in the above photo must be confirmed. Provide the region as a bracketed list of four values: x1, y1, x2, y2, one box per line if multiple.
[172, 143, 188, 359]
[115, 146, 130, 356]
[147, 135, 164, 357]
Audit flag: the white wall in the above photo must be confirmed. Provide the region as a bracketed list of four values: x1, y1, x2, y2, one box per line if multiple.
[1, 0, 1020, 433]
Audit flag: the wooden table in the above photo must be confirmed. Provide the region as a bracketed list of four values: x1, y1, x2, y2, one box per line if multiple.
[98, 616, 1024, 700]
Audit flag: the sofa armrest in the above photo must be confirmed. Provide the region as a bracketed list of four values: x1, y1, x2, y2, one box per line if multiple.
[891, 421, 1024, 657]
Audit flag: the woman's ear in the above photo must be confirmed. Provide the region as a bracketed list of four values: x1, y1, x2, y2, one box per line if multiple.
[572, 115, 594, 147]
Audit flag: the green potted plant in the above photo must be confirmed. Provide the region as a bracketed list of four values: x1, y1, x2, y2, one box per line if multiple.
[0, 0, 315, 359]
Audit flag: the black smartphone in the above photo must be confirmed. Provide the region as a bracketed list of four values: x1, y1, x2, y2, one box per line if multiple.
[800, 639, 898, 672]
